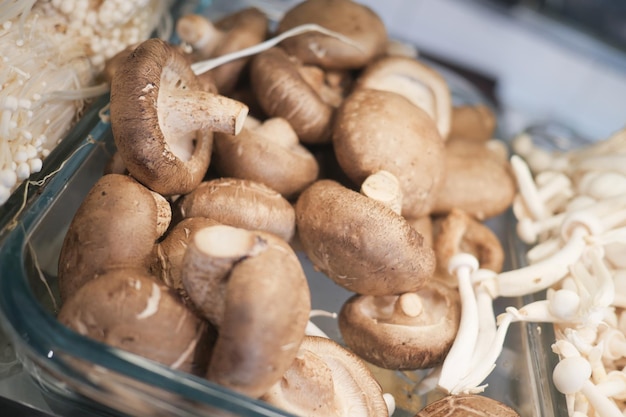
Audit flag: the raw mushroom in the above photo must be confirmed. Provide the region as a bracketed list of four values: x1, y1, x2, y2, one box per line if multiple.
[449, 104, 497, 142]
[212, 117, 320, 199]
[176, 8, 269, 93]
[414, 394, 521, 416]
[152, 217, 221, 305]
[110, 38, 248, 196]
[262, 336, 390, 417]
[276, 0, 387, 70]
[338, 278, 461, 370]
[333, 88, 446, 218]
[249, 47, 335, 144]
[57, 174, 171, 302]
[434, 208, 505, 277]
[295, 179, 435, 295]
[432, 137, 516, 220]
[356, 56, 452, 140]
[58, 269, 211, 376]
[177, 177, 296, 242]
[181, 225, 311, 398]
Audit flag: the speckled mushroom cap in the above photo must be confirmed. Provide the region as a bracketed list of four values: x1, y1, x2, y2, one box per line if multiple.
[432, 138, 516, 220]
[250, 47, 334, 144]
[449, 104, 497, 142]
[333, 88, 446, 218]
[213, 118, 320, 199]
[110, 38, 248, 196]
[178, 177, 296, 242]
[415, 394, 521, 416]
[262, 336, 389, 416]
[295, 179, 435, 296]
[356, 56, 453, 140]
[339, 278, 460, 370]
[276, 0, 387, 70]
[58, 269, 210, 376]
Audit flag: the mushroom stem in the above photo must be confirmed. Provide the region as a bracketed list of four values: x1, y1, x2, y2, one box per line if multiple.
[191, 23, 364, 75]
[395, 292, 423, 318]
[160, 89, 248, 135]
[493, 226, 587, 297]
[511, 154, 551, 220]
[176, 14, 224, 57]
[360, 170, 403, 214]
[438, 253, 480, 393]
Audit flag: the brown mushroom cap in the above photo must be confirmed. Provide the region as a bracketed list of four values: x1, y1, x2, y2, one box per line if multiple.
[250, 47, 334, 144]
[449, 104, 497, 142]
[181, 225, 311, 398]
[213, 117, 320, 199]
[276, 0, 387, 70]
[414, 394, 521, 416]
[295, 179, 435, 296]
[262, 336, 389, 416]
[333, 88, 446, 218]
[58, 269, 210, 376]
[434, 208, 505, 277]
[178, 177, 296, 242]
[356, 56, 452, 140]
[432, 138, 516, 220]
[339, 279, 461, 370]
[110, 38, 248, 196]
[58, 174, 171, 302]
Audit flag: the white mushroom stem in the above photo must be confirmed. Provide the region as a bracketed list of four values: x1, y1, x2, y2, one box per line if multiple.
[511, 154, 551, 220]
[360, 170, 403, 215]
[383, 393, 396, 417]
[437, 253, 480, 393]
[305, 309, 337, 338]
[553, 356, 623, 417]
[491, 226, 587, 297]
[191, 24, 365, 75]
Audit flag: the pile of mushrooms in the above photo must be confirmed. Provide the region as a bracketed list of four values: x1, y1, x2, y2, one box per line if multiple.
[51, 0, 532, 416]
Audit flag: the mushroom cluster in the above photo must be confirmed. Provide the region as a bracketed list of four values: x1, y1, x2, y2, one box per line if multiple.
[52, 0, 523, 416]
[500, 127, 626, 416]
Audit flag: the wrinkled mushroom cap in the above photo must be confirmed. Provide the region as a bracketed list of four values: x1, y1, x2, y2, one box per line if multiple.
[356, 56, 452, 140]
[262, 336, 389, 417]
[432, 138, 516, 220]
[58, 269, 210, 376]
[178, 177, 296, 241]
[339, 279, 460, 370]
[250, 47, 334, 144]
[295, 179, 435, 295]
[333, 88, 446, 218]
[213, 117, 320, 198]
[415, 394, 520, 416]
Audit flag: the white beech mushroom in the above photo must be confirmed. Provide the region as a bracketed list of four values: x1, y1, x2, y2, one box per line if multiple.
[295, 179, 435, 295]
[176, 8, 268, 93]
[333, 88, 446, 218]
[262, 336, 390, 417]
[338, 278, 461, 370]
[181, 225, 311, 398]
[57, 174, 171, 302]
[58, 269, 211, 376]
[432, 138, 516, 220]
[110, 38, 249, 196]
[275, 0, 387, 70]
[356, 56, 452, 140]
[212, 117, 320, 199]
[177, 177, 296, 242]
[414, 394, 521, 417]
[249, 47, 335, 144]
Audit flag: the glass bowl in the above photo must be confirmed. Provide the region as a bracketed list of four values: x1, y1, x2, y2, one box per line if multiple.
[0, 1, 568, 416]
